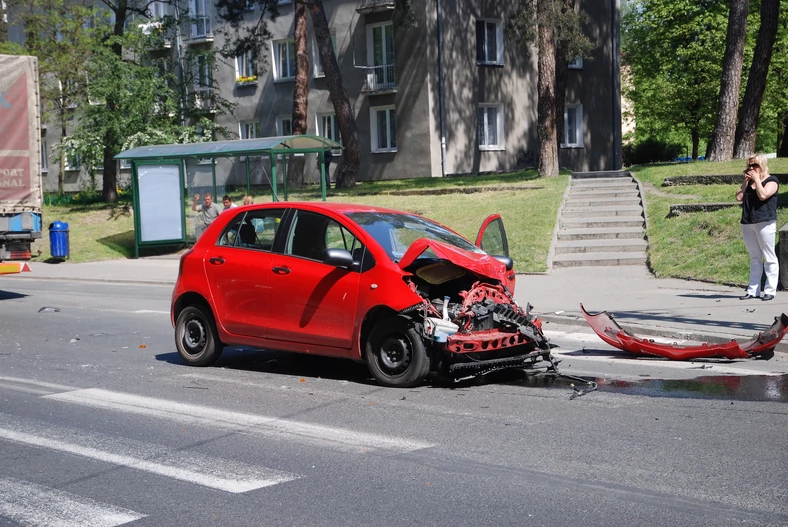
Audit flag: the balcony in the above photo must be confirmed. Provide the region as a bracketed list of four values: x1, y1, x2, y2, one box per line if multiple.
[187, 16, 213, 43]
[361, 64, 396, 94]
[192, 87, 215, 113]
[356, 0, 395, 14]
[139, 21, 172, 50]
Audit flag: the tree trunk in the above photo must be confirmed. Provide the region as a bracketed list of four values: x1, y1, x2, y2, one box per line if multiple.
[59, 117, 67, 194]
[691, 128, 699, 160]
[707, 0, 749, 162]
[554, 39, 568, 152]
[288, 0, 309, 187]
[308, 0, 360, 188]
[537, 0, 559, 177]
[733, 0, 779, 159]
[100, 2, 127, 204]
[779, 113, 788, 157]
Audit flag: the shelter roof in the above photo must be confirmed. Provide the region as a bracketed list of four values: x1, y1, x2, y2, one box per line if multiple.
[115, 134, 341, 161]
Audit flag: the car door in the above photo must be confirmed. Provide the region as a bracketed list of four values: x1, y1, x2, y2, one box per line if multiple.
[475, 214, 509, 258]
[266, 209, 361, 351]
[203, 208, 286, 339]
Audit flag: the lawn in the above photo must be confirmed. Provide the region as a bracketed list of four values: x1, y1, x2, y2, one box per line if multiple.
[36, 170, 569, 273]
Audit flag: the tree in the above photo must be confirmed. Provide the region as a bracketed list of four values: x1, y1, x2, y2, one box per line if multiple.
[288, 0, 308, 187]
[707, 0, 749, 162]
[621, 0, 728, 160]
[510, 0, 593, 177]
[733, 0, 780, 158]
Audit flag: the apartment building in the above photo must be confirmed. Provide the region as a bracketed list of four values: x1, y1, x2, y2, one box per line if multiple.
[28, 0, 622, 192]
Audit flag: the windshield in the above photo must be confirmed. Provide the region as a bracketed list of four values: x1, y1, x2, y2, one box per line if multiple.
[345, 211, 484, 262]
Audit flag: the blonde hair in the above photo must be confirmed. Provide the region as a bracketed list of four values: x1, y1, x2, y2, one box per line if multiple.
[243, 195, 254, 205]
[748, 152, 771, 179]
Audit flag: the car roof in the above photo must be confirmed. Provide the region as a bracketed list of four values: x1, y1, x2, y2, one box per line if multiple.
[243, 202, 412, 215]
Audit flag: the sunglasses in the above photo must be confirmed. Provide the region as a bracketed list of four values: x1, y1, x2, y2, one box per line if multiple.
[747, 163, 761, 169]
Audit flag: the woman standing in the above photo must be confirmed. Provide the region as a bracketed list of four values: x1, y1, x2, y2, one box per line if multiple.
[735, 153, 779, 301]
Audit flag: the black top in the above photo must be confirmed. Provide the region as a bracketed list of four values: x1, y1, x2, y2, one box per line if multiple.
[741, 175, 779, 224]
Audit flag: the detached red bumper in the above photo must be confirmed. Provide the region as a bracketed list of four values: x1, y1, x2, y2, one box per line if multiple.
[581, 304, 788, 360]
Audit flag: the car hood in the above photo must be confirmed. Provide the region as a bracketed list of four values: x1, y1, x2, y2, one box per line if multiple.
[397, 238, 506, 282]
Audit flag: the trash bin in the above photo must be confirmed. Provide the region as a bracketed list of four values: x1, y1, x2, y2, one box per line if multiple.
[49, 221, 69, 260]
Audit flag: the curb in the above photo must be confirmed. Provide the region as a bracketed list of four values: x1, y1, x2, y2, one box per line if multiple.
[6, 275, 175, 287]
[537, 313, 788, 355]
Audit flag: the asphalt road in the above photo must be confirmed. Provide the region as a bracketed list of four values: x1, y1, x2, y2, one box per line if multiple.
[0, 280, 786, 526]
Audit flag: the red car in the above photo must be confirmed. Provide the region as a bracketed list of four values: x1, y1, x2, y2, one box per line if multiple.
[171, 202, 552, 387]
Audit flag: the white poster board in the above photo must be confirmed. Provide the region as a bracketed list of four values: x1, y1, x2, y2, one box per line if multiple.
[137, 164, 184, 242]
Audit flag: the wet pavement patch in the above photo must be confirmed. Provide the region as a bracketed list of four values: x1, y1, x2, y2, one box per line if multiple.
[593, 375, 788, 403]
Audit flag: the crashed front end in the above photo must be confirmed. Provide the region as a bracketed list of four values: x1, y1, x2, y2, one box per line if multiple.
[398, 240, 553, 378]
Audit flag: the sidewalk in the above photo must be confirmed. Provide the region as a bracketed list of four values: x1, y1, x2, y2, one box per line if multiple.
[8, 260, 788, 353]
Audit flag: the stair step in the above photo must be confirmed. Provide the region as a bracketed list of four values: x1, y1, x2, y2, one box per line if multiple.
[572, 174, 632, 183]
[552, 251, 648, 267]
[557, 227, 646, 241]
[561, 205, 644, 218]
[565, 196, 642, 207]
[561, 216, 645, 229]
[554, 238, 648, 254]
[572, 177, 636, 186]
[568, 188, 640, 197]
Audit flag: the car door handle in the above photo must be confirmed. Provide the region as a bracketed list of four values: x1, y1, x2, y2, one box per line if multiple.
[209, 257, 225, 265]
[272, 266, 291, 275]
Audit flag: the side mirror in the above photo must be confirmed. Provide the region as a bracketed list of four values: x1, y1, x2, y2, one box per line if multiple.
[324, 248, 355, 269]
[493, 255, 514, 271]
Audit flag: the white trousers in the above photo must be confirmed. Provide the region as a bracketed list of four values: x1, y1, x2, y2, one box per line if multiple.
[741, 221, 779, 296]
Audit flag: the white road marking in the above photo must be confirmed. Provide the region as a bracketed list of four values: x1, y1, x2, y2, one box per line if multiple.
[0, 375, 75, 392]
[0, 414, 299, 493]
[131, 309, 169, 314]
[0, 476, 144, 527]
[45, 388, 434, 454]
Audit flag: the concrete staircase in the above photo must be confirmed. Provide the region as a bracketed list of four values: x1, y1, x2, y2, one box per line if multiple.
[552, 172, 648, 268]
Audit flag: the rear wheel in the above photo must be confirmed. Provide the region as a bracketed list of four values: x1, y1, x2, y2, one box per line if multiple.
[365, 316, 430, 387]
[175, 305, 223, 366]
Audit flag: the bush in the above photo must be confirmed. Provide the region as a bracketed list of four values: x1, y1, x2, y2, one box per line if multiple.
[623, 139, 684, 166]
[44, 191, 132, 206]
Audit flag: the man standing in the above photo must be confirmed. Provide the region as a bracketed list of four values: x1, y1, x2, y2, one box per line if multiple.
[222, 195, 238, 211]
[192, 193, 222, 238]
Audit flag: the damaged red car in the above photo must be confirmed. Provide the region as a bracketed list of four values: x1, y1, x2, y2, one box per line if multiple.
[171, 202, 552, 387]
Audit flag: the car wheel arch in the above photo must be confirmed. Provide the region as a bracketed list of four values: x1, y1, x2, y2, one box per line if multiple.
[173, 292, 215, 328]
[358, 305, 402, 359]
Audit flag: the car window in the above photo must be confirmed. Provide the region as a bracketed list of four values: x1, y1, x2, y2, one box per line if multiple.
[286, 210, 367, 269]
[345, 211, 483, 262]
[216, 209, 284, 251]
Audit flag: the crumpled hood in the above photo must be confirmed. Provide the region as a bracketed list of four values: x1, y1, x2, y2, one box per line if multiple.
[398, 238, 507, 282]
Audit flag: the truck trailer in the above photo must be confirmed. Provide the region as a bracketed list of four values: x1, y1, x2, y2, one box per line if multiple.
[0, 54, 43, 273]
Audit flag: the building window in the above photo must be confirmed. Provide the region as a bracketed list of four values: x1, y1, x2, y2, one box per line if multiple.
[41, 138, 48, 172]
[235, 50, 258, 82]
[240, 121, 260, 140]
[189, 0, 210, 39]
[277, 116, 292, 136]
[64, 146, 80, 171]
[313, 32, 337, 78]
[476, 20, 503, 65]
[273, 39, 296, 81]
[562, 104, 584, 147]
[370, 105, 396, 153]
[367, 22, 395, 88]
[149, 1, 166, 19]
[478, 103, 504, 150]
[317, 113, 341, 154]
[194, 54, 211, 87]
[568, 56, 583, 69]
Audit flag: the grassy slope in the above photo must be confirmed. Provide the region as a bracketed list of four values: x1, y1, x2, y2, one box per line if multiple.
[632, 158, 788, 284]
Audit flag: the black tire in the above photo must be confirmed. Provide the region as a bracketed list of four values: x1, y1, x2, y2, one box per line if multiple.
[365, 316, 430, 387]
[175, 305, 223, 366]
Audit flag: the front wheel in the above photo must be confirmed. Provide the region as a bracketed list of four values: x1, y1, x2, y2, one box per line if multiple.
[175, 305, 223, 366]
[365, 316, 430, 387]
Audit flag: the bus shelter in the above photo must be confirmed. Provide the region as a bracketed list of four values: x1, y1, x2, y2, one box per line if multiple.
[115, 135, 341, 257]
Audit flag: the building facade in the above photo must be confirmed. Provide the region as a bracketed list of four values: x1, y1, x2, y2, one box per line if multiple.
[20, 0, 622, 192]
